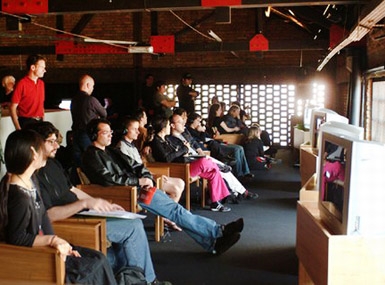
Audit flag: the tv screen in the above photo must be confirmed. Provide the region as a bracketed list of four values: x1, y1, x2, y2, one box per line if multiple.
[318, 132, 385, 235]
[309, 108, 348, 150]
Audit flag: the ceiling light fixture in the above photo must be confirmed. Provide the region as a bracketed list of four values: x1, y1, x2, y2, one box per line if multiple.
[208, 30, 222, 42]
[265, 6, 271, 17]
[84, 38, 138, 45]
[128, 46, 154, 53]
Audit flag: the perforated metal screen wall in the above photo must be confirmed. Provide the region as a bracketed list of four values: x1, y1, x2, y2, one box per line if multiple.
[166, 83, 324, 147]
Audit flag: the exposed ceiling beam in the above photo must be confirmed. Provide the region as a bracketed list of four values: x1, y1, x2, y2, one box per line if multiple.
[0, 39, 327, 55]
[317, 0, 385, 71]
[4, 0, 368, 15]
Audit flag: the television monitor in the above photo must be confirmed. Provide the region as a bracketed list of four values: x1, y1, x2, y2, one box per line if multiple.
[317, 131, 385, 235]
[309, 108, 349, 150]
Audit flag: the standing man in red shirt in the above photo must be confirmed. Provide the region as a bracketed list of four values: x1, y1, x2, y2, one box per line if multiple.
[10, 54, 47, 130]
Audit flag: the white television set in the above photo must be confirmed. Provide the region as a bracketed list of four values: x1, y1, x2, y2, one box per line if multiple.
[309, 108, 349, 150]
[317, 131, 385, 235]
[317, 121, 364, 155]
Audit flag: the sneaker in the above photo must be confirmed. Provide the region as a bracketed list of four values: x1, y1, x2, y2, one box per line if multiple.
[264, 163, 272, 169]
[270, 158, 282, 164]
[212, 232, 240, 255]
[150, 279, 172, 285]
[244, 190, 259, 199]
[222, 218, 244, 236]
[210, 202, 231, 212]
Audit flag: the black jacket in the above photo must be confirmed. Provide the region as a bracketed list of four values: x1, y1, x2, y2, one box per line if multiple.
[150, 135, 188, 163]
[82, 145, 154, 187]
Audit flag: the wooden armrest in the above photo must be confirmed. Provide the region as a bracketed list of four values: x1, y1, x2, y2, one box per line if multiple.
[0, 243, 65, 284]
[146, 166, 170, 178]
[77, 184, 138, 213]
[53, 217, 107, 255]
[146, 162, 190, 183]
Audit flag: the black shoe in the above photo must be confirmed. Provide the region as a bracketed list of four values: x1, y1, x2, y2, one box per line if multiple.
[246, 191, 259, 200]
[244, 173, 254, 178]
[212, 233, 240, 255]
[223, 157, 237, 166]
[218, 164, 232, 173]
[222, 218, 244, 236]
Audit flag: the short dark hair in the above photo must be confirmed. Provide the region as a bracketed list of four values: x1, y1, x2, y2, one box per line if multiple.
[26, 54, 46, 70]
[122, 116, 139, 130]
[133, 108, 146, 121]
[152, 116, 169, 134]
[86, 118, 111, 141]
[173, 107, 186, 116]
[187, 112, 201, 125]
[4, 130, 44, 174]
[24, 121, 59, 140]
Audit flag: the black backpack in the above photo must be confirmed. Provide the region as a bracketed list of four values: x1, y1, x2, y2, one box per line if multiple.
[115, 266, 147, 285]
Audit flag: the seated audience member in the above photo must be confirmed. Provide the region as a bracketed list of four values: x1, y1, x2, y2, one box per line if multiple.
[211, 96, 219, 106]
[207, 103, 223, 136]
[231, 101, 250, 126]
[187, 112, 254, 182]
[244, 125, 274, 170]
[186, 112, 233, 163]
[220, 105, 248, 135]
[257, 124, 278, 158]
[81, 118, 243, 254]
[117, 117, 185, 231]
[133, 108, 153, 159]
[1, 75, 15, 108]
[168, 114, 257, 201]
[150, 116, 232, 211]
[26, 122, 170, 285]
[0, 129, 116, 284]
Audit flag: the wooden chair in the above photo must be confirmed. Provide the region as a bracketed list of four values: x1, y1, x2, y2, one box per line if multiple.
[146, 166, 171, 242]
[76, 168, 166, 242]
[0, 243, 65, 284]
[52, 217, 107, 255]
[145, 162, 207, 210]
[76, 168, 138, 212]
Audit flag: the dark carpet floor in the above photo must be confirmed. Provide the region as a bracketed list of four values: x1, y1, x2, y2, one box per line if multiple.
[144, 149, 300, 285]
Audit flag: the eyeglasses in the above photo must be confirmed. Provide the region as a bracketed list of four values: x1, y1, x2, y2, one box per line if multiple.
[99, 130, 113, 135]
[45, 139, 59, 145]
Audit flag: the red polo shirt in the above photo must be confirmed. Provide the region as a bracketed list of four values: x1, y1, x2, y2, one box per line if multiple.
[12, 76, 45, 118]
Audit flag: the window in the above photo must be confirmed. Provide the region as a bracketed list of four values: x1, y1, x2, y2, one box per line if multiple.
[371, 81, 385, 143]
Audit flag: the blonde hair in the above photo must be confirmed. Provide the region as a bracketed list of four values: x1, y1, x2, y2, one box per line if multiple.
[2, 75, 15, 88]
[247, 125, 261, 141]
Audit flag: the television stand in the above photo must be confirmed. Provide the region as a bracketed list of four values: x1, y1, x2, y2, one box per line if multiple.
[296, 201, 385, 285]
[299, 145, 317, 186]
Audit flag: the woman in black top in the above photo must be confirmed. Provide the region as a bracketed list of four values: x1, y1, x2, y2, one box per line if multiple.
[243, 125, 271, 170]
